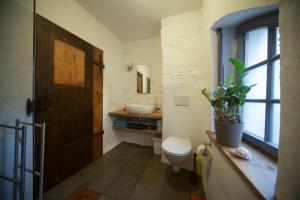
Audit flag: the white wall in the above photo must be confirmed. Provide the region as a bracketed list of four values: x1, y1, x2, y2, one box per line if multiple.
[37, 0, 126, 153]
[161, 9, 213, 170]
[122, 37, 163, 146]
[201, 145, 257, 200]
[124, 37, 163, 107]
[0, 1, 34, 199]
[276, 0, 300, 199]
[160, 0, 279, 198]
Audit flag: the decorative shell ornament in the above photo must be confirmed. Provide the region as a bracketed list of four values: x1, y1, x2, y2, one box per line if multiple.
[229, 147, 252, 160]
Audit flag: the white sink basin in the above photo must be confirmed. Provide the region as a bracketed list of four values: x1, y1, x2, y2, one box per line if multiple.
[126, 104, 154, 114]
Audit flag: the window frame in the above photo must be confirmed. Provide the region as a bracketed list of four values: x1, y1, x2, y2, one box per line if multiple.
[237, 12, 280, 158]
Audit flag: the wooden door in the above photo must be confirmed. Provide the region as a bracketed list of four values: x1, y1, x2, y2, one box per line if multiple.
[35, 15, 102, 191]
[92, 48, 104, 160]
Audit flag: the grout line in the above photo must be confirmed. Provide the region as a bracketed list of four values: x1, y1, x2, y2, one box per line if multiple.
[127, 159, 150, 199]
[102, 193, 118, 200]
[102, 166, 124, 195]
[48, 143, 204, 200]
[159, 168, 168, 200]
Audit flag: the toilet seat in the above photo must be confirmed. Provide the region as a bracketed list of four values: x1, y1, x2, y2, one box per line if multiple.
[162, 137, 192, 156]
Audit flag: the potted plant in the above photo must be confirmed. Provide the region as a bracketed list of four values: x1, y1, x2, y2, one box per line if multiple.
[201, 58, 255, 147]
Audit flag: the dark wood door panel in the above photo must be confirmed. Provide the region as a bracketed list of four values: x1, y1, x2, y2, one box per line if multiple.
[62, 138, 93, 176]
[35, 15, 98, 191]
[92, 47, 104, 160]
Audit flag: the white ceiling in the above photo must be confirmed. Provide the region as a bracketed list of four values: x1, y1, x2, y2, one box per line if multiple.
[76, 0, 202, 41]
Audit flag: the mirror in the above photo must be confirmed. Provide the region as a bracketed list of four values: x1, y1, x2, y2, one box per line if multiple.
[137, 65, 151, 94]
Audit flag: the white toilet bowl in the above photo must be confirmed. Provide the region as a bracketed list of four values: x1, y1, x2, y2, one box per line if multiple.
[162, 137, 192, 172]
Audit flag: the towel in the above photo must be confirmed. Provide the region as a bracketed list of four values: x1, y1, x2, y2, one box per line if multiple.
[196, 155, 201, 176]
[114, 121, 128, 127]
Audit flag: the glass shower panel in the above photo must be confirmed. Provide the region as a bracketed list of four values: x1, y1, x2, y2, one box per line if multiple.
[0, 0, 35, 199]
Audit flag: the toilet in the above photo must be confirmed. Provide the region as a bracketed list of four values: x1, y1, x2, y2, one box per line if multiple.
[162, 136, 192, 172]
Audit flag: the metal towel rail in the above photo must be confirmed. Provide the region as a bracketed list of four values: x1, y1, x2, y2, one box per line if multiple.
[0, 119, 45, 200]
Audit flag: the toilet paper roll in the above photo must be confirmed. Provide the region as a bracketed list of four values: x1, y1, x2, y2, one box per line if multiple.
[195, 144, 206, 176]
[196, 144, 206, 155]
[197, 144, 212, 161]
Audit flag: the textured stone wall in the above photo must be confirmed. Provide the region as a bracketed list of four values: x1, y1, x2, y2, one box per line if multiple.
[161, 10, 212, 170]
[124, 37, 163, 108]
[160, 0, 280, 199]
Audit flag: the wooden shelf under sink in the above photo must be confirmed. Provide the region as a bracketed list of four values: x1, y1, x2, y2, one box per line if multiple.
[108, 110, 162, 119]
[112, 126, 162, 135]
[109, 110, 163, 135]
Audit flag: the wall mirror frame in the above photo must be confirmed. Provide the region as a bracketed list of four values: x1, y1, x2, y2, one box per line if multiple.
[136, 64, 151, 94]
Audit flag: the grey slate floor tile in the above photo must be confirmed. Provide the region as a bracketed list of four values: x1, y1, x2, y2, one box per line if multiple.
[148, 155, 168, 170]
[84, 160, 125, 193]
[130, 166, 166, 200]
[44, 179, 79, 200]
[99, 194, 116, 200]
[160, 168, 191, 200]
[103, 162, 145, 200]
[45, 142, 205, 200]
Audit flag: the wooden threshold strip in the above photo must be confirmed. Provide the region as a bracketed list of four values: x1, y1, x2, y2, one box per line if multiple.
[206, 131, 277, 200]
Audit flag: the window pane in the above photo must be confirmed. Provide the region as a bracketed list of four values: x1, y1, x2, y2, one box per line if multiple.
[243, 102, 266, 139]
[245, 28, 268, 67]
[271, 59, 280, 99]
[244, 65, 267, 99]
[270, 103, 280, 145]
[276, 27, 280, 55]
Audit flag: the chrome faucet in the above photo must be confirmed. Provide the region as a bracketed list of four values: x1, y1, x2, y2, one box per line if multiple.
[152, 97, 159, 112]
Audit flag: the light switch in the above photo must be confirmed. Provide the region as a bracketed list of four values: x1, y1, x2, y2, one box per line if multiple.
[174, 96, 190, 106]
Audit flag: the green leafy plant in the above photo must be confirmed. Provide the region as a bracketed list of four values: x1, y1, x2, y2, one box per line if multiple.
[201, 58, 255, 123]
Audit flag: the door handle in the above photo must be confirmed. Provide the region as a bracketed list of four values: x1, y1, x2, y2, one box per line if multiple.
[26, 98, 33, 116]
[45, 97, 53, 111]
[33, 96, 54, 113]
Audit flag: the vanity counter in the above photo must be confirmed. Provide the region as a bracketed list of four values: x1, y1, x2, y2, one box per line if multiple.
[108, 110, 162, 119]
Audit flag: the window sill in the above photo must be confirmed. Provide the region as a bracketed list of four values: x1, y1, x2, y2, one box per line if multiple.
[206, 131, 277, 200]
[243, 132, 278, 158]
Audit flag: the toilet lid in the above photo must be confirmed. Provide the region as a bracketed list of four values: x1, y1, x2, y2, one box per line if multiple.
[162, 137, 192, 156]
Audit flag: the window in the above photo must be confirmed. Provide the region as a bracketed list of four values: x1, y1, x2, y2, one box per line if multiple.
[238, 13, 280, 157]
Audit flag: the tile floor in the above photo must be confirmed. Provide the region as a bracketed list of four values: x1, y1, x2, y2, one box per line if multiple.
[45, 142, 205, 200]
